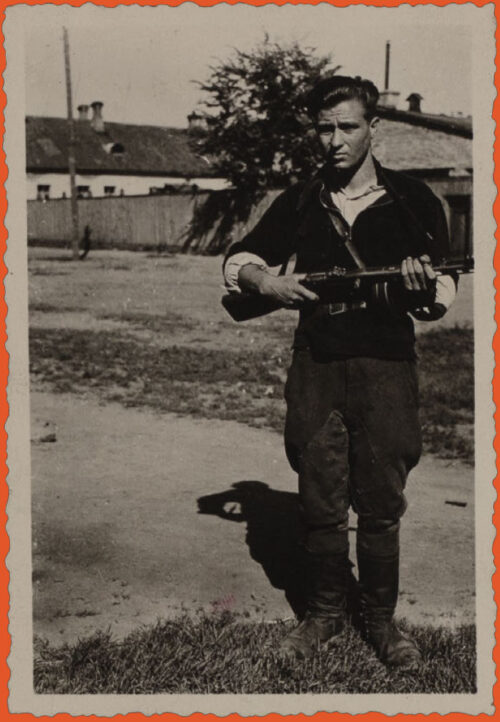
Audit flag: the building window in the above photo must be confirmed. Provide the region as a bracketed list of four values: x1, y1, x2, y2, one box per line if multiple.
[77, 186, 92, 199]
[446, 195, 472, 260]
[104, 186, 116, 197]
[37, 184, 50, 201]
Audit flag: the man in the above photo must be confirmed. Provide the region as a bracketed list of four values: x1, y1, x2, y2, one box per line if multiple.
[222, 76, 457, 666]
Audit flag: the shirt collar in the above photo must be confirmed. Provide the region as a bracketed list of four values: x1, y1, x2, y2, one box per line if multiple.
[297, 161, 390, 214]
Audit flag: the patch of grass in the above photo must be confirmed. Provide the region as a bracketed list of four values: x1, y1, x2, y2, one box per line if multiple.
[29, 327, 287, 430]
[97, 310, 197, 334]
[34, 614, 476, 694]
[417, 327, 474, 463]
[417, 327, 474, 415]
[29, 268, 71, 277]
[29, 325, 474, 463]
[29, 302, 76, 313]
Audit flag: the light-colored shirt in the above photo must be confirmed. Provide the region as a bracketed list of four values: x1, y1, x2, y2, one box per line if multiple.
[328, 184, 386, 226]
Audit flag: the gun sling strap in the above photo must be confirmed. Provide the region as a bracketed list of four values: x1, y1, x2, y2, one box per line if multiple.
[323, 207, 368, 316]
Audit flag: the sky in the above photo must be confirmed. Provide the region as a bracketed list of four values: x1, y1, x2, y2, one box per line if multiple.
[22, 4, 475, 129]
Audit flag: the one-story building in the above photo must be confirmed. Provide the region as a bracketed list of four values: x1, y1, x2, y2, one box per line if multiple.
[26, 103, 228, 201]
[373, 96, 473, 260]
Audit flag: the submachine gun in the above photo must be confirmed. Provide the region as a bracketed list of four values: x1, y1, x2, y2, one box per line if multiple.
[221, 256, 474, 323]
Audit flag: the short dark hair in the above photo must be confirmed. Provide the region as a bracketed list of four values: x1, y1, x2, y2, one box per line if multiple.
[305, 75, 380, 120]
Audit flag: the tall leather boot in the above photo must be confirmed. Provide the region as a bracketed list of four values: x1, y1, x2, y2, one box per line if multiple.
[357, 525, 421, 668]
[279, 551, 348, 659]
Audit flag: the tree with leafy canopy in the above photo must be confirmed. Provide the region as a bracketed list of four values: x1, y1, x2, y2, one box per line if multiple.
[185, 37, 339, 253]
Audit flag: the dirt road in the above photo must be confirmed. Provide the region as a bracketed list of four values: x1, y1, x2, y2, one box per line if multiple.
[32, 390, 474, 647]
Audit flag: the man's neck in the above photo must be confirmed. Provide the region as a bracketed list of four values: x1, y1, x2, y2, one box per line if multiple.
[325, 152, 378, 195]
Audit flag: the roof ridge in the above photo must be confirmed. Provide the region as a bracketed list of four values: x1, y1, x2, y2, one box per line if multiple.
[26, 115, 188, 133]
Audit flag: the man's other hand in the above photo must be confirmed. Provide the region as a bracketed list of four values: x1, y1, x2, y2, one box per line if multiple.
[401, 255, 437, 292]
[238, 264, 319, 307]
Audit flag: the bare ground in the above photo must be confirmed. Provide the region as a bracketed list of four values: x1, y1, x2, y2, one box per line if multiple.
[29, 248, 474, 647]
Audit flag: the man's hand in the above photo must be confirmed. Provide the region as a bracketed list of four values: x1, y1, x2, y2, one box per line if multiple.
[238, 264, 319, 307]
[401, 254, 437, 292]
[258, 274, 320, 306]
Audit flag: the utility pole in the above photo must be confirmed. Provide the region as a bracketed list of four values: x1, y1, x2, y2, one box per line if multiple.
[63, 27, 79, 260]
[384, 41, 391, 91]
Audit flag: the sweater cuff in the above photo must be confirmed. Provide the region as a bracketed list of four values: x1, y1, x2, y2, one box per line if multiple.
[223, 252, 268, 292]
[411, 275, 457, 321]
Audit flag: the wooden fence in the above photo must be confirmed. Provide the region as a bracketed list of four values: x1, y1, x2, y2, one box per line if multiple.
[27, 191, 280, 253]
[27, 180, 472, 258]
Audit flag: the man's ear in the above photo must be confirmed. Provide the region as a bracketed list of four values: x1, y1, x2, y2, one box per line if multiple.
[369, 116, 380, 135]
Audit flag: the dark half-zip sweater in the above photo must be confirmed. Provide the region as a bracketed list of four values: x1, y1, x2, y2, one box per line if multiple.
[224, 162, 451, 360]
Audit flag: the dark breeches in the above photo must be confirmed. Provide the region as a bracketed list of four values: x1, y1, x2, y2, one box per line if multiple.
[284, 349, 422, 554]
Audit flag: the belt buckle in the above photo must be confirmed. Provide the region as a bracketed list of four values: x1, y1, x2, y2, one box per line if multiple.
[328, 302, 347, 316]
[327, 300, 367, 316]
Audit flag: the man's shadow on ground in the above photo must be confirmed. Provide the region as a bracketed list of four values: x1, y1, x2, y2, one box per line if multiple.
[197, 480, 361, 624]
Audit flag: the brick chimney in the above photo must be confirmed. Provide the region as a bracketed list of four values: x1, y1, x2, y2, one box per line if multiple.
[406, 93, 423, 113]
[90, 101, 105, 133]
[187, 111, 207, 133]
[77, 104, 89, 121]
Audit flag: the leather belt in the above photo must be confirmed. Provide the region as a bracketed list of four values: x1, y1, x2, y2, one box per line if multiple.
[326, 300, 367, 316]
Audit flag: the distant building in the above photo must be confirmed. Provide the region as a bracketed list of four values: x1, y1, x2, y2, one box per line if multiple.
[25, 102, 228, 200]
[374, 95, 473, 259]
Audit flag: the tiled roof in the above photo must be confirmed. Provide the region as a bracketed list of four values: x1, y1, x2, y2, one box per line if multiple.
[373, 118, 472, 172]
[25, 116, 217, 177]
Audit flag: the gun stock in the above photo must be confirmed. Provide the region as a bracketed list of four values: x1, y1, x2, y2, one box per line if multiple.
[221, 293, 284, 322]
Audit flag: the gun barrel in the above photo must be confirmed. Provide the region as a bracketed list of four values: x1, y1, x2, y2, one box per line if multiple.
[304, 260, 474, 285]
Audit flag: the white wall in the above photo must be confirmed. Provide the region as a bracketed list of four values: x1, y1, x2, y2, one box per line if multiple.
[27, 172, 229, 199]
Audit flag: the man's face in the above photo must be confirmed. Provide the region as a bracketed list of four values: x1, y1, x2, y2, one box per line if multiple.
[315, 98, 378, 171]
